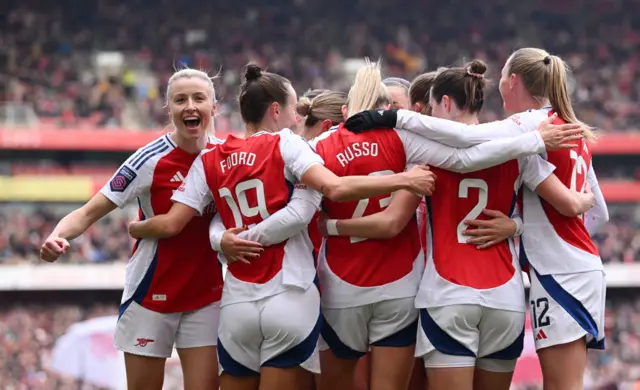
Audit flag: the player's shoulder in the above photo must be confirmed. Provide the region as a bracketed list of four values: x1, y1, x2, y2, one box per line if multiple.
[126, 134, 175, 172]
[209, 135, 225, 145]
[507, 107, 550, 129]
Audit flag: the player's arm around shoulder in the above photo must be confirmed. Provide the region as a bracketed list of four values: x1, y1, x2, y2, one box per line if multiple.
[321, 190, 423, 239]
[129, 151, 212, 239]
[521, 155, 594, 217]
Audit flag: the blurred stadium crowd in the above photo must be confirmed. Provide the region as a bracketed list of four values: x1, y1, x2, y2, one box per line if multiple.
[1, 0, 640, 389]
[2, 0, 640, 131]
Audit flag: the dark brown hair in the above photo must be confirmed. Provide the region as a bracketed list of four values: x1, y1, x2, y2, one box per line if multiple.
[238, 63, 291, 124]
[430, 59, 487, 114]
[409, 71, 439, 114]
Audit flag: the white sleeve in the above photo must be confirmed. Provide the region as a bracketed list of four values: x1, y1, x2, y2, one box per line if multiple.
[399, 129, 546, 173]
[280, 129, 325, 181]
[209, 213, 225, 256]
[584, 164, 609, 236]
[395, 109, 545, 147]
[100, 151, 154, 208]
[518, 155, 557, 191]
[238, 185, 321, 246]
[171, 152, 214, 215]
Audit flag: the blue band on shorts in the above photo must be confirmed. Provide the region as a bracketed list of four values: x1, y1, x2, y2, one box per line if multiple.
[263, 313, 322, 368]
[371, 319, 418, 348]
[420, 308, 475, 357]
[484, 328, 524, 360]
[218, 339, 260, 377]
[518, 237, 530, 271]
[534, 269, 604, 350]
[321, 314, 366, 359]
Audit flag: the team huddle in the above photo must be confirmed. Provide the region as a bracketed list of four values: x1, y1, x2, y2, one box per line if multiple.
[40, 47, 609, 390]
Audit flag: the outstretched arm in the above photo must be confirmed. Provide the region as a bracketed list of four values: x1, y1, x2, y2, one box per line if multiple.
[401, 129, 546, 174]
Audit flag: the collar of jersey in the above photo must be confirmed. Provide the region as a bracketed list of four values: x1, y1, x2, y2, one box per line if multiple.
[249, 130, 270, 138]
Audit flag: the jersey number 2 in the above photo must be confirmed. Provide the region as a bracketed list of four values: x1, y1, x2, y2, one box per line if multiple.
[350, 170, 395, 243]
[456, 178, 488, 244]
[219, 179, 270, 228]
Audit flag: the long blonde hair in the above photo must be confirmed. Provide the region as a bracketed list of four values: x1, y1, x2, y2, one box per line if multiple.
[346, 59, 392, 117]
[506, 48, 595, 140]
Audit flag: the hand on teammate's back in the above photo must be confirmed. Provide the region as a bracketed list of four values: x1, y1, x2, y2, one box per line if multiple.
[402, 165, 436, 196]
[343, 109, 398, 133]
[220, 227, 263, 265]
[537, 113, 585, 150]
[40, 236, 70, 262]
[462, 209, 516, 249]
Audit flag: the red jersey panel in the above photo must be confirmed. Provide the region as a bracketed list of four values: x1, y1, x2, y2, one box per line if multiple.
[142, 145, 222, 311]
[315, 125, 421, 287]
[540, 113, 598, 256]
[428, 161, 519, 289]
[202, 134, 291, 284]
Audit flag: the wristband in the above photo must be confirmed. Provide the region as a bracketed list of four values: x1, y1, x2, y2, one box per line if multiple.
[326, 219, 339, 236]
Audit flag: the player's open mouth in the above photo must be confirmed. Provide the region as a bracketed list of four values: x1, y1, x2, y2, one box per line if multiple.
[183, 117, 201, 129]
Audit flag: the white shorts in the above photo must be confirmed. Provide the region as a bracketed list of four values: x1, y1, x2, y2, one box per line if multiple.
[416, 305, 524, 372]
[320, 297, 418, 359]
[217, 285, 321, 376]
[528, 268, 606, 351]
[114, 300, 220, 358]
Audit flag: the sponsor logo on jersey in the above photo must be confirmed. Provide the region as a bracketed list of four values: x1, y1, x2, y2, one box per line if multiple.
[152, 294, 167, 301]
[170, 171, 186, 183]
[110, 166, 137, 192]
[134, 338, 155, 347]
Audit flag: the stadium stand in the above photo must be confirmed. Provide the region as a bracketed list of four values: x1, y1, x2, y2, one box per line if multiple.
[1, 0, 640, 388]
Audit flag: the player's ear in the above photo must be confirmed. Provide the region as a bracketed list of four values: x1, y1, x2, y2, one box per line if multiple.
[443, 95, 452, 113]
[321, 119, 333, 132]
[341, 105, 348, 120]
[510, 74, 517, 91]
[210, 103, 217, 117]
[271, 101, 280, 117]
[413, 102, 423, 113]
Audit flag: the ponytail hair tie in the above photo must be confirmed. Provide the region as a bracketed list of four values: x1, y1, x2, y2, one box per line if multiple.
[543, 56, 551, 65]
[466, 67, 484, 79]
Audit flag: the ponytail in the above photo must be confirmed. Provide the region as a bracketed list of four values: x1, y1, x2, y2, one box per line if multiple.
[546, 56, 596, 140]
[347, 59, 392, 117]
[508, 48, 596, 141]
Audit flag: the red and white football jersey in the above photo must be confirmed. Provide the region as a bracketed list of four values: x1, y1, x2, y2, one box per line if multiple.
[312, 121, 550, 308]
[173, 129, 323, 306]
[312, 125, 423, 308]
[100, 134, 223, 314]
[416, 156, 554, 312]
[393, 107, 603, 275]
[520, 110, 601, 274]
